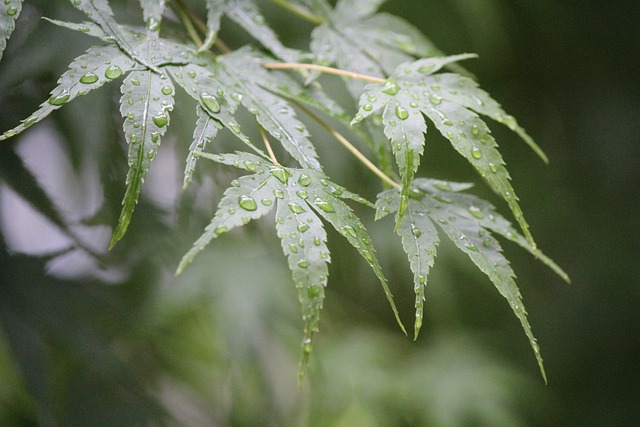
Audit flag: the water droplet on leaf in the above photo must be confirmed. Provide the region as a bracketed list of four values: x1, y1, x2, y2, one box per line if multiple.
[200, 92, 221, 113]
[288, 202, 306, 214]
[79, 72, 98, 84]
[314, 198, 335, 213]
[238, 195, 258, 211]
[48, 91, 70, 106]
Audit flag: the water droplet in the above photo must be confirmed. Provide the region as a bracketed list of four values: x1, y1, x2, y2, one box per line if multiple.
[288, 202, 306, 214]
[468, 205, 484, 219]
[429, 94, 442, 105]
[200, 92, 221, 113]
[298, 174, 311, 186]
[273, 189, 284, 199]
[131, 79, 140, 86]
[187, 70, 196, 78]
[395, 106, 409, 120]
[214, 225, 227, 235]
[382, 81, 399, 95]
[489, 163, 498, 173]
[146, 17, 160, 31]
[152, 112, 168, 128]
[418, 64, 435, 73]
[296, 190, 309, 199]
[465, 243, 479, 252]
[270, 168, 290, 184]
[102, 64, 121, 80]
[352, 113, 363, 123]
[471, 147, 483, 159]
[410, 102, 418, 108]
[151, 132, 159, 143]
[471, 125, 480, 135]
[341, 226, 357, 238]
[303, 337, 313, 352]
[289, 244, 298, 253]
[433, 181, 451, 191]
[298, 224, 309, 233]
[238, 195, 257, 211]
[411, 225, 422, 238]
[161, 86, 172, 95]
[367, 94, 377, 102]
[3, 130, 17, 138]
[261, 198, 272, 206]
[309, 285, 322, 298]
[363, 103, 373, 111]
[231, 93, 243, 102]
[297, 260, 309, 268]
[227, 122, 241, 134]
[48, 91, 70, 106]
[443, 119, 453, 126]
[483, 239, 491, 248]
[79, 72, 98, 84]
[434, 195, 452, 204]
[22, 115, 37, 127]
[314, 198, 335, 213]
[7, 6, 18, 16]
[314, 238, 321, 246]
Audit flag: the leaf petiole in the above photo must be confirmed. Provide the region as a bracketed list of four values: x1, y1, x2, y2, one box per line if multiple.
[292, 101, 398, 188]
[264, 62, 386, 84]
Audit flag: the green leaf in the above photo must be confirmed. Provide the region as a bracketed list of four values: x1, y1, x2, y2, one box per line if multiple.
[225, 0, 301, 62]
[354, 55, 538, 250]
[0, 0, 22, 62]
[110, 65, 175, 248]
[276, 180, 329, 383]
[182, 105, 223, 189]
[376, 187, 439, 339]
[1, 44, 140, 141]
[219, 50, 322, 170]
[176, 152, 278, 274]
[332, 0, 384, 20]
[200, 0, 225, 52]
[70, 0, 161, 72]
[178, 152, 405, 381]
[378, 178, 568, 380]
[310, 24, 384, 96]
[433, 73, 548, 162]
[310, 0, 463, 95]
[138, 0, 166, 31]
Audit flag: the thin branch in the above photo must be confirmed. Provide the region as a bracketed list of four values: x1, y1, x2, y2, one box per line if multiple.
[172, 0, 203, 48]
[264, 62, 386, 84]
[259, 125, 280, 165]
[292, 101, 398, 188]
[269, 0, 325, 25]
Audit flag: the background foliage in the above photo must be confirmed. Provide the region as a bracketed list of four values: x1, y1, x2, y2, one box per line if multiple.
[1, 0, 638, 426]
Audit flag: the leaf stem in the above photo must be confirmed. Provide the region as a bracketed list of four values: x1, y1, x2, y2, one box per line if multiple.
[259, 125, 280, 165]
[292, 101, 398, 188]
[264, 62, 386, 84]
[172, 0, 203, 48]
[268, 0, 325, 25]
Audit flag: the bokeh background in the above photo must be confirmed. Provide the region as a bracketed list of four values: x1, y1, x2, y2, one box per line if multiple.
[1, 0, 638, 425]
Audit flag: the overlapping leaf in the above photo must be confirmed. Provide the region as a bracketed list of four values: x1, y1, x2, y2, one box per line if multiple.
[377, 178, 569, 380]
[200, 0, 300, 62]
[310, 0, 456, 96]
[217, 49, 322, 170]
[0, 44, 141, 141]
[354, 54, 543, 249]
[0, 0, 22, 62]
[177, 151, 405, 382]
[111, 63, 175, 247]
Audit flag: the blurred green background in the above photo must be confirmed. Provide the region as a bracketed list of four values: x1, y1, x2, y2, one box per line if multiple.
[1, 0, 638, 425]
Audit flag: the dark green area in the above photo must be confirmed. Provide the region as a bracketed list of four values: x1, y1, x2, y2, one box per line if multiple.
[1, 0, 638, 425]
